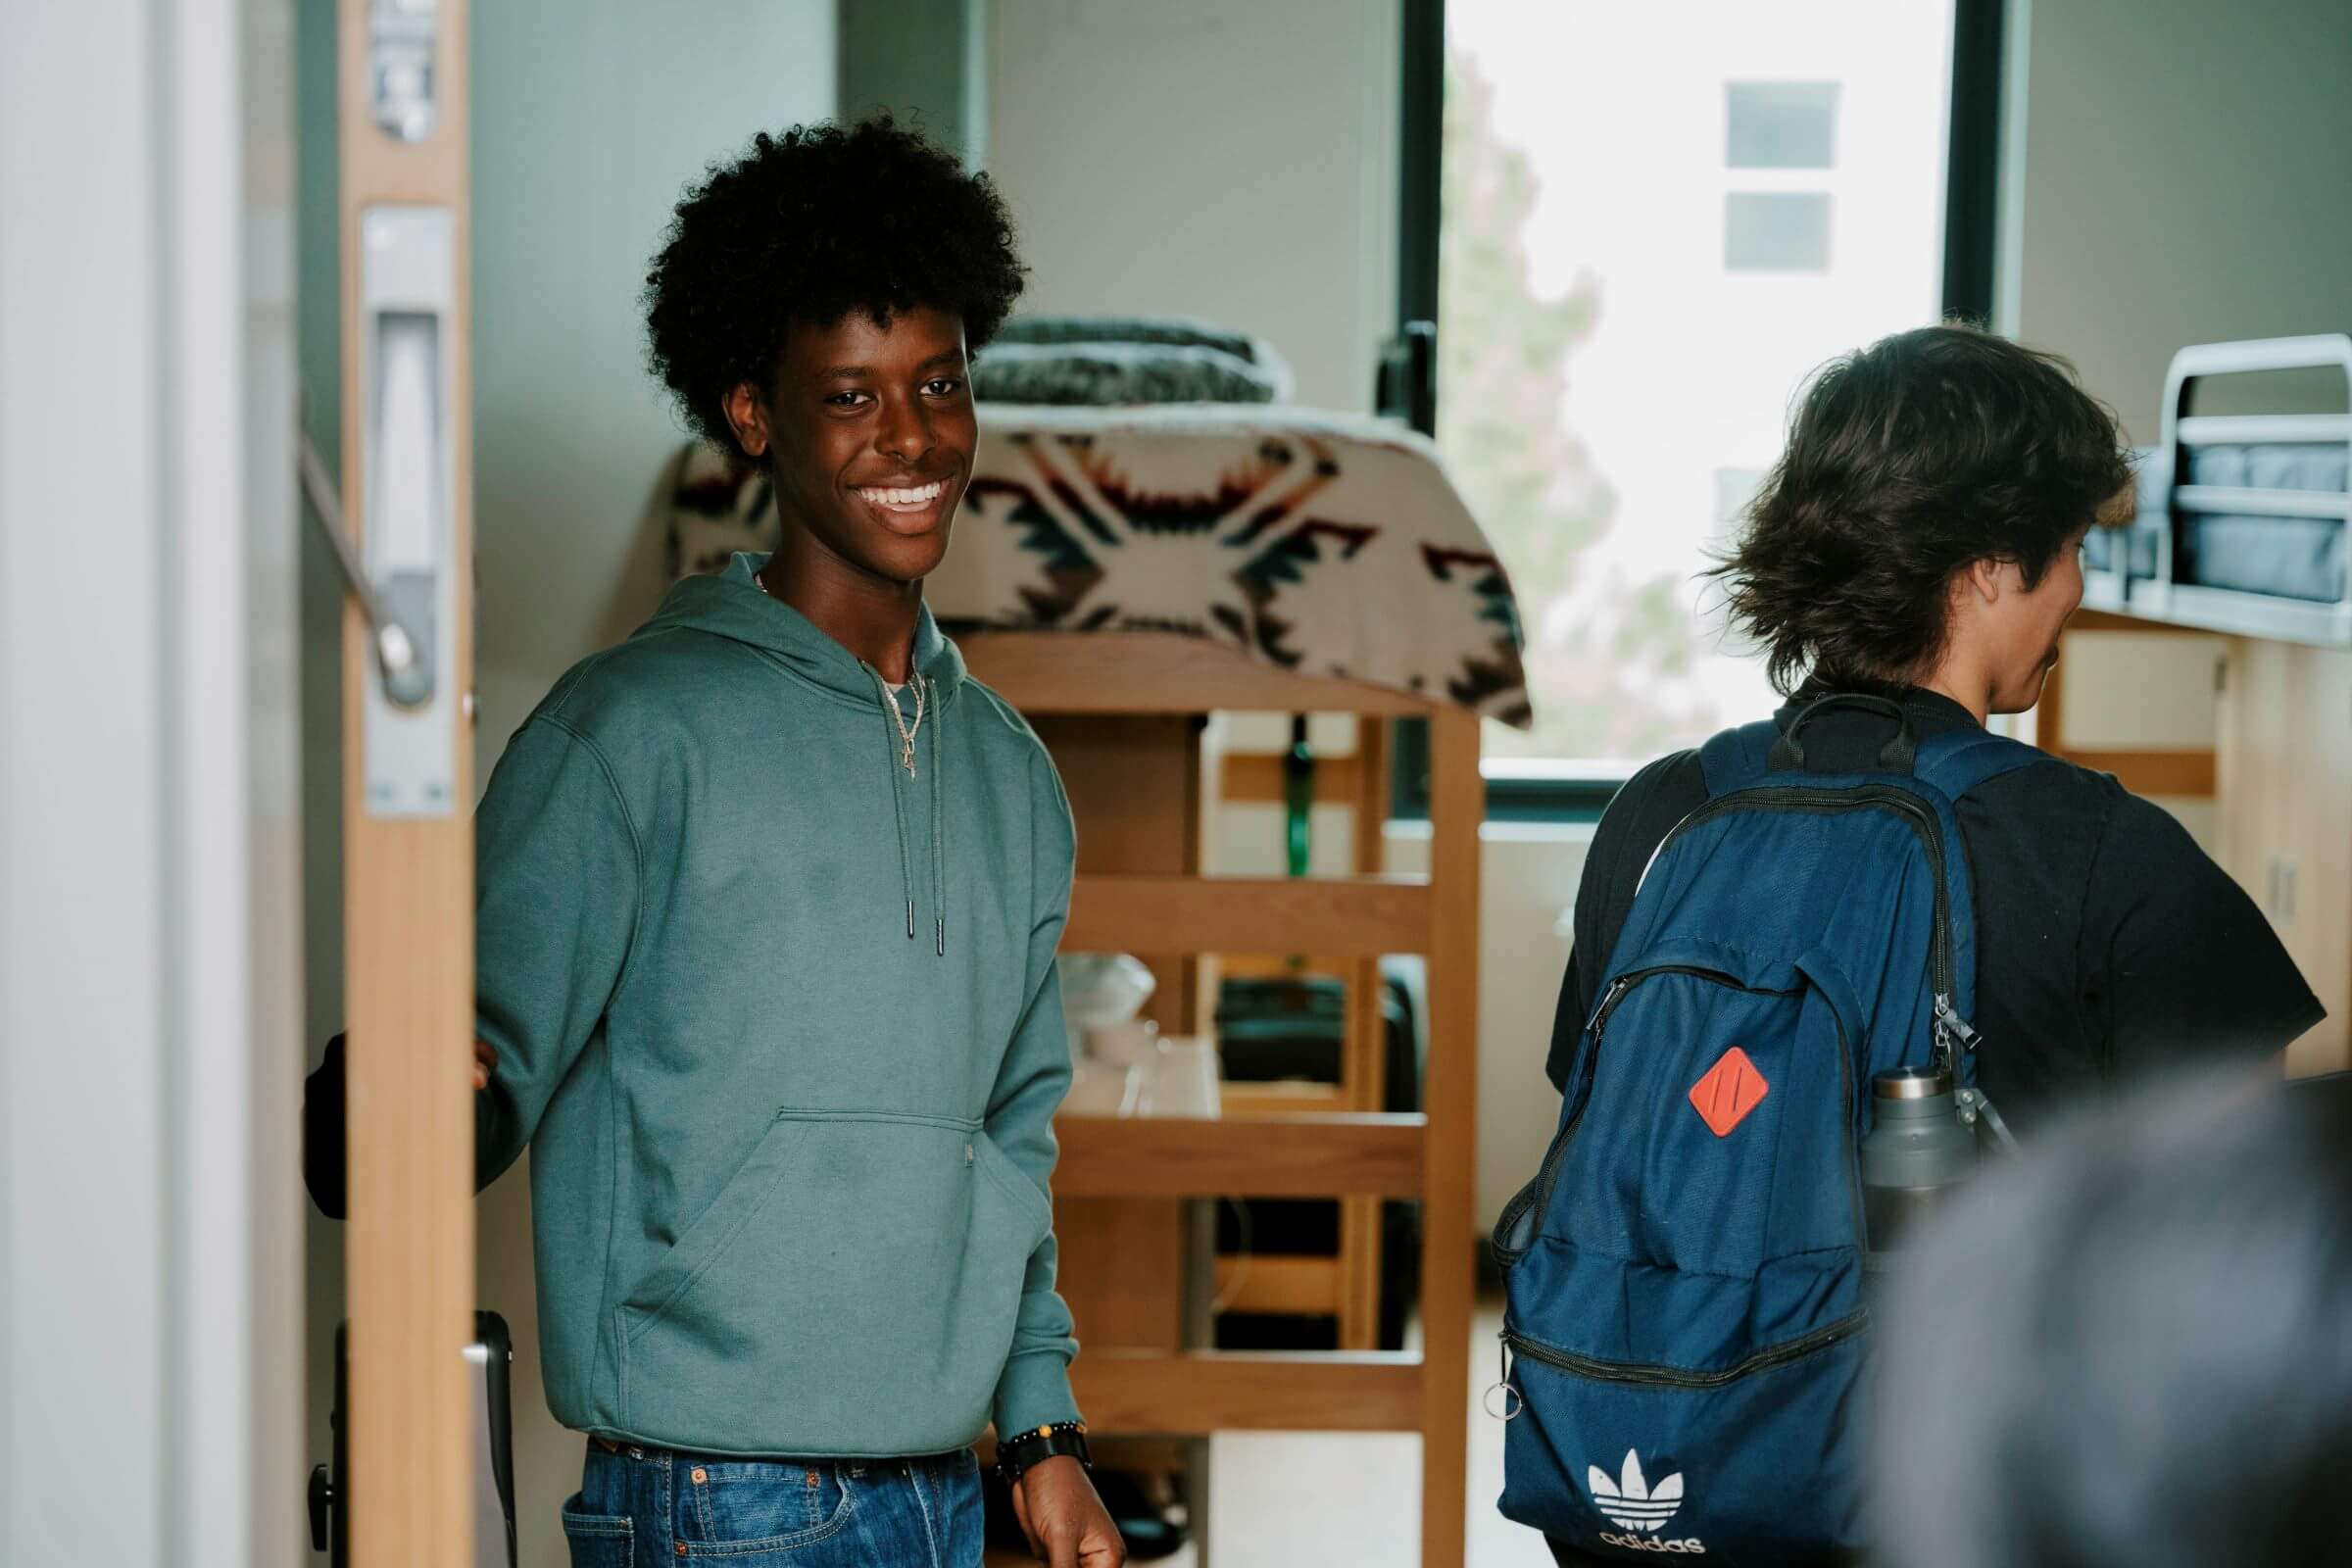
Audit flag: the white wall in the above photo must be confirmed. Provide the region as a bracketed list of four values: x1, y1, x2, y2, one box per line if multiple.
[2000, 0, 2352, 845]
[471, 2, 838, 752]
[2004, 0, 2352, 442]
[985, 0, 1401, 413]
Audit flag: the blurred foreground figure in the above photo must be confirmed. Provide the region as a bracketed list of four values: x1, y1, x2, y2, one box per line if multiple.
[1876, 1070, 2352, 1568]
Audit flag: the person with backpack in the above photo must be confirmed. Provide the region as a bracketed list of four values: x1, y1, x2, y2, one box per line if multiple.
[1494, 324, 2322, 1565]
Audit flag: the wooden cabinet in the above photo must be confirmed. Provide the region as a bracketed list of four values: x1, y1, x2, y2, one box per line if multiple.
[2216, 639, 2352, 1076]
[2039, 612, 2346, 1076]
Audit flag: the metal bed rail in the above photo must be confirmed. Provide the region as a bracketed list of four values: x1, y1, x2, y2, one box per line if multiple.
[2087, 334, 2352, 645]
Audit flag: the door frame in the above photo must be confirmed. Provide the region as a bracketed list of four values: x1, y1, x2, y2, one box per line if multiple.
[0, 0, 305, 1562]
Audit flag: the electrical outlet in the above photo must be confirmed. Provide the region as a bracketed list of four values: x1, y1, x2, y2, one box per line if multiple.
[2266, 855, 2299, 926]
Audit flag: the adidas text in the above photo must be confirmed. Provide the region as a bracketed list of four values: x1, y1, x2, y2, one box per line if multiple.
[1597, 1532, 1707, 1554]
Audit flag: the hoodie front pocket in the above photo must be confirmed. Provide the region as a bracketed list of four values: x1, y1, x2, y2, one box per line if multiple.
[615, 1109, 1048, 1455]
[971, 1131, 1051, 1250]
[621, 1112, 813, 1337]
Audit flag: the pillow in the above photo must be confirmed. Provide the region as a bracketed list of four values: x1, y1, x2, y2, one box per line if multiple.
[994, 314, 1276, 367]
[970, 339, 1289, 407]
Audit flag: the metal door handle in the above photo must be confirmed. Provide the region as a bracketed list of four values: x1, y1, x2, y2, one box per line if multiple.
[297, 426, 431, 709]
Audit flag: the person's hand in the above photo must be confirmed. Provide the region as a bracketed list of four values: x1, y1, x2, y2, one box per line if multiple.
[472, 1038, 496, 1091]
[1010, 1455, 1125, 1567]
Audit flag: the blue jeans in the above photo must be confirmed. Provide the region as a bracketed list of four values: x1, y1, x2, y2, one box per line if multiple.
[562, 1440, 985, 1567]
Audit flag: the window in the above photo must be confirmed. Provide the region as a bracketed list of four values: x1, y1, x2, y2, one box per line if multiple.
[1726, 82, 1840, 169]
[1725, 82, 1838, 273]
[1411, 0, 1990, 802]
[1712, 467, 1768, 544]
[1724, 191, 1833, 271]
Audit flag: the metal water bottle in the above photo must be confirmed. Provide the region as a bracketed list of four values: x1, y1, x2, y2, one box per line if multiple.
[1859, 1065, 1978, 1253]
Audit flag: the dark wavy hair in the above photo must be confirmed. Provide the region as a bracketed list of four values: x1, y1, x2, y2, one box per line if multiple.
[644, 115, 1027, 458]
[1708, 324, 2131, 695]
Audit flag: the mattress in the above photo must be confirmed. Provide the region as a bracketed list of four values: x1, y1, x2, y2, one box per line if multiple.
[663, 404, 1535, 728]
[2087, 441, 2347, 604]
[2177, 441, 2347, 603]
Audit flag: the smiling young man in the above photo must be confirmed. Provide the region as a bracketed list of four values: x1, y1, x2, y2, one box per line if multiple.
[1534, 324, 2322, 1566]
[477, 119, 1119, 1567]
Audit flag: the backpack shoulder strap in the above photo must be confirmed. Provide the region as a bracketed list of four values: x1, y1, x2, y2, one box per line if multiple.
[1911, 727, 2055, 802]
[1696, 718, 1782, 799]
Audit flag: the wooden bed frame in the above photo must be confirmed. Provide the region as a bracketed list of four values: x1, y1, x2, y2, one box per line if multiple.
[1200, 713, 1396, 1343]
[961, 630, 1485, 1567]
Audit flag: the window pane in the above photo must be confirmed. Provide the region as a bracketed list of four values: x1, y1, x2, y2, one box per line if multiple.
[1725, 191, 1832, 271]
[1727, 81, 1840, 168]
[1441, 0, 1955, 766]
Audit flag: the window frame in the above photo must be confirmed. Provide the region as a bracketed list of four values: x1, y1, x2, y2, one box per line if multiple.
[1388, 0, 2007, 824]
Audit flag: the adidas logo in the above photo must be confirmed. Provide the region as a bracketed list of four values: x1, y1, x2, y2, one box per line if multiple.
[1589, 1448, 1682, 1533]
[1589, 1448, 1705, 1554]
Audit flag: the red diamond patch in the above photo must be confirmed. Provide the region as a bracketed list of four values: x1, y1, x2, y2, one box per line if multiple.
[1690, 1047, 1770, 1137]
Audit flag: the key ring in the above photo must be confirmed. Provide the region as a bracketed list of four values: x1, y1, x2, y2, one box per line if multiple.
[1482, 1380, 1523, 1421]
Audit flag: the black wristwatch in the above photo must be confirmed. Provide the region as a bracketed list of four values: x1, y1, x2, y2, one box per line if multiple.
[997, 1420, 1092, 1485]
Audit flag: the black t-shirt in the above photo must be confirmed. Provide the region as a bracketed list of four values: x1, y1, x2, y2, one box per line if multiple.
[1544, 686, 2324, 1131]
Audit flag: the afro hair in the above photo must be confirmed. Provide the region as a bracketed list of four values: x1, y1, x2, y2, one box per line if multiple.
[644, 115, 1027, 458]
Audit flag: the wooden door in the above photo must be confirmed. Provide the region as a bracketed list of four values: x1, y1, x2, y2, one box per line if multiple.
[335, 1, 479, 1562]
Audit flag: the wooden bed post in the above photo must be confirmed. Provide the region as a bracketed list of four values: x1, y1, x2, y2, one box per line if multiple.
[1339, 714, 1396, 1351]
[1421, 707, 1484, 1565]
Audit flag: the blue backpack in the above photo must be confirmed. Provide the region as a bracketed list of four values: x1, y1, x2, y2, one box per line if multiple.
[1494, 697, 2048, 1562]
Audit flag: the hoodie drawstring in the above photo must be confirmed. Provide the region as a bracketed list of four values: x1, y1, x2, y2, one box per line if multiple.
[873, 667, 919, 942]
[930, 710, 948, 956]
[869, 662, 947, 957]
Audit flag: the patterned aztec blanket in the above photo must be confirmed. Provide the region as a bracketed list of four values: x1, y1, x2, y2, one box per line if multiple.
[666, 404, 1532, 728]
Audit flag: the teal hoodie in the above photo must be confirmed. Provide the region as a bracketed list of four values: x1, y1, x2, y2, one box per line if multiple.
[474, 552, 1080, 1457]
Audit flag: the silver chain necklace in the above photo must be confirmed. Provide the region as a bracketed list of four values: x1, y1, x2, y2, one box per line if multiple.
[882, 672, 928, 778]
[755, 565, 927, 777]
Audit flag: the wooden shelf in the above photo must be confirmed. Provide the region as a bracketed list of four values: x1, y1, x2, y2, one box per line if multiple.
[1219, 1081, 1350, 1116]
[967, 630, 1485, 1566]
[1054, 1113, 1425, 1199]
[1220, 750, 1368, 805]
[1064, 873, 1432, 956]
[2067, 608, 2223, 636]
[1070, 1351, 1425, 1433]
[1214, 1254, 1345, 1316]
[959, 630, 1430, 717]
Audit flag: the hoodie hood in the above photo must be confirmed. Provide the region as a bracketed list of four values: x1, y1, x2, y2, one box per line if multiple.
[640, 551, 969, 954]
[638, 551, 968, 709]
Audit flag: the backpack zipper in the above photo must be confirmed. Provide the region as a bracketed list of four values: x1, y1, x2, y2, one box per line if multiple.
[1650, 786, 1983, 1063]
[1496, 962, 1868, 1263]
[1493, 964, 1796, 1262]
[1501, 1308, 1867, 1390]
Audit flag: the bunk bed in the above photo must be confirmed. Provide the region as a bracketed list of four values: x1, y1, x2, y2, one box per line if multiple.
[667, 401, 1528, 1564]
[2083, 333, 2352, 645]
